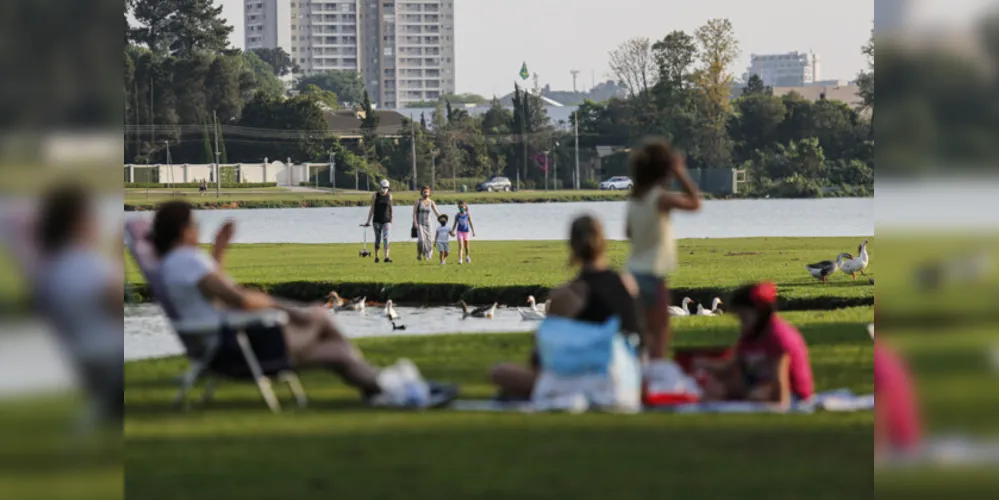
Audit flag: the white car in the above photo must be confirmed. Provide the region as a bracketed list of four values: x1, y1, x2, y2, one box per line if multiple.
[599, 176, 633, 190]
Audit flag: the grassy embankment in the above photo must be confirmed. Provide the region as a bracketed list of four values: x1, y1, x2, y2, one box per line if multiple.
[124, 237, 876, 309]
[124, 189, 633, 211]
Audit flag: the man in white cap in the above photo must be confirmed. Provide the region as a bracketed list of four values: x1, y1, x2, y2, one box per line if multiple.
[364, 179, 394, 263]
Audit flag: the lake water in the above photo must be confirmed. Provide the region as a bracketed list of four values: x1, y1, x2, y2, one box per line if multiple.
[124, 198, 874, 244]
[125, 304, 541, 361]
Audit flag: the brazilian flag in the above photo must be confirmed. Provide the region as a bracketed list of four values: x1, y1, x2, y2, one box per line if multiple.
[519, 62, 529, 81]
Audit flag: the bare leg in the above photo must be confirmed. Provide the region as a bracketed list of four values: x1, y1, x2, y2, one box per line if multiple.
[463, 239, 470, 262]
[281, 306, 380, 392]
[491, 363, 536, 400]
[645, 281, 670, 359]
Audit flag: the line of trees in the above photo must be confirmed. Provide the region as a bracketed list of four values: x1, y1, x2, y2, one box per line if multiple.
[125, 4, 875, 196]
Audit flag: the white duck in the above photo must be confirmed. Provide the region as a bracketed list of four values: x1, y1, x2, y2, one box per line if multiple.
[806, 253, 852, 284]
[385, 300, 399, 321]
[696, 298, 725, 316]
[841, 239, 870, 280]
[518, 295, 546, 321]
[461, 300, 497, 319]
[668, 297, 694, 317]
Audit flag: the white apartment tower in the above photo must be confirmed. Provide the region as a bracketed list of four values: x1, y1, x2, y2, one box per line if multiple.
[245, 0, 456, 108]
[744, 51, 821, 88]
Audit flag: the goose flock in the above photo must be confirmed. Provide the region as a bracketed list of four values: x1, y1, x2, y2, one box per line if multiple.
[806, 239, 871, 284]
[668, 296, 724, 317]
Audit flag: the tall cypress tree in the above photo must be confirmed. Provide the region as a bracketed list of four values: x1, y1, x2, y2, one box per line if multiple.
[202, 119, 213, 164]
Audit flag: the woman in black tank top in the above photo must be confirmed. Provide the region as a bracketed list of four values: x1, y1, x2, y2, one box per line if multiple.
[365, 181, 394, 262]
[491, 215, 642, 400]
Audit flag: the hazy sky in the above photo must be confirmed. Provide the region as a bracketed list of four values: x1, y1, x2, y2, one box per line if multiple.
[220, 0, 885, 95]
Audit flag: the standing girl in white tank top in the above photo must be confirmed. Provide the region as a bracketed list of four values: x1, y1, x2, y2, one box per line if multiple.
[625, 139, 702, 396]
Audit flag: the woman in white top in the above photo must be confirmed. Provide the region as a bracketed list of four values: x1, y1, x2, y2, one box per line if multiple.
[625, 139, 702, 365]
[150, 201, 387, 399]
[34, 185, 123, 424]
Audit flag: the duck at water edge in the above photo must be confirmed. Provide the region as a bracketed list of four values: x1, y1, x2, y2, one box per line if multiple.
[461, 301, 497, 319]
[385, 300, 400, 321]
[668, 297, 694, 317]
[841, 239, 870, 280]
[696, 297, 724, 316]
[518, 295, 547, 321]
[807, 253, 852, 284]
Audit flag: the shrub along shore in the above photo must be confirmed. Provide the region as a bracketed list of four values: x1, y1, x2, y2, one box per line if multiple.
[124, 238, 875, 309]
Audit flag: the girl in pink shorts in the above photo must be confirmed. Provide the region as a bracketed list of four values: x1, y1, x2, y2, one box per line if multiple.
[451, 201, 476, 264]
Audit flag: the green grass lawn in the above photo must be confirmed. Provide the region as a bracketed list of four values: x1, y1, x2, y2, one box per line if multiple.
[125, 307, 874, 500]
[124, 189, 631, 210]
[125, 237, 876, 308]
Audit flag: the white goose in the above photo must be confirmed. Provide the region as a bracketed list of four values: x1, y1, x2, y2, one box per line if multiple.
[518, 295, 546, 321]
[385, 300, 399, 321]
[461, 300, 497, 319]
[668, 297, 694, 317]
[696, 297, 725, 316]
[841, 239, 870, 280]
[807, 253, 852, 284]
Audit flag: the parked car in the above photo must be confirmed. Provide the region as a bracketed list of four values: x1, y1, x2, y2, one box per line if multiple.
[599, 176, 633, 190]
[476, 176, 513, 192]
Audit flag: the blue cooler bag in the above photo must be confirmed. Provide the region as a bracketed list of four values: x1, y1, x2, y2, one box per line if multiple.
[533, 316, 641, 412]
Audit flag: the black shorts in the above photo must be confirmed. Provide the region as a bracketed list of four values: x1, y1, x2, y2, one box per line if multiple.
[210, 324, 292, 377]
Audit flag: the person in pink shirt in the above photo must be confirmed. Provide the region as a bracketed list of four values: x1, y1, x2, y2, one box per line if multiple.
[874, 339, 922, 458]
[697, 282, 814, 408]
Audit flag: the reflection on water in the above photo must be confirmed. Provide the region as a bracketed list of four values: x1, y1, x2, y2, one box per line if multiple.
[124, 198, 874, 244]
[125, 304, 536, 361]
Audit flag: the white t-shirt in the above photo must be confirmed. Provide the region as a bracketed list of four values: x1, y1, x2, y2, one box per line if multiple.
[159, 247, 224, 325]
[38, 248, 123, 361]
[435, 226, 451, 243]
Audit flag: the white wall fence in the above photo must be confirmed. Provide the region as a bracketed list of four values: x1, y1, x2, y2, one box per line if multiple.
[124, 162, 317, 186]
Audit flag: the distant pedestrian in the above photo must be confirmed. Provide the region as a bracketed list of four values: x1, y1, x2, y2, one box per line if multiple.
[450, 200, 476, 264]
[364, 179, 394, 263]
[198, 178, 207, 196]
[412, 186, 441, 261]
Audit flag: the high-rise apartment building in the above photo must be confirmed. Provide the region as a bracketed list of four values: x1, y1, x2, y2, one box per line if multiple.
[245, 0, 456, 108]
[744, 51, 821, 88]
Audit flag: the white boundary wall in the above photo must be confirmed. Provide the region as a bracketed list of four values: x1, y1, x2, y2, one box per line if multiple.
[125, 162, 310, 186]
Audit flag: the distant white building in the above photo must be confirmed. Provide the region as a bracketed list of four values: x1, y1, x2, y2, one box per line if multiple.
[245, 0, 456, 109]
[744, 51, 821, 88]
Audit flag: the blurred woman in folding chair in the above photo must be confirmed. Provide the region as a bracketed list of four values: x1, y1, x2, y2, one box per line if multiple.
[33, 184, 124, 427]
[149, 201, 454, 408]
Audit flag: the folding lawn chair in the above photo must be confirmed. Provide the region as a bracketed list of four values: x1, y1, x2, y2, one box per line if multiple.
[124, 219, 307, 413]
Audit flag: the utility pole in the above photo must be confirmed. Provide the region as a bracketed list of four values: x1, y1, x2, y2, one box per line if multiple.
[165, 140, 172, 189]
[570, 70, 580, 93]
[213, 111, 221, 198]
[553, 140, 559, 190]
[410, 116, 417, 190]
[330, 151, 336, 193]
[543, 150, 549, 191]
[431, 151, 436, 190]
[519, 92, 528, 192]
[574, 111, 580, 190]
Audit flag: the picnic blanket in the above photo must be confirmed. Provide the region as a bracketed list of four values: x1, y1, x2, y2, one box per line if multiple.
[448, 389, 874, 415]
[880, 436, 999, 468]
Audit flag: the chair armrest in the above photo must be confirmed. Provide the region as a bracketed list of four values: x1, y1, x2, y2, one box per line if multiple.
[224, 310, 289, 330]
[174, 310, 289, 336]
